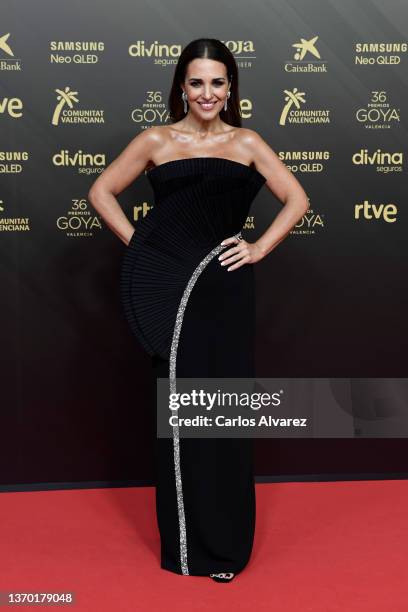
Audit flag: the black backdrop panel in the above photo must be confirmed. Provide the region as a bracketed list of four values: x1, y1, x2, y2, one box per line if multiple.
[1, 0, 407, 489]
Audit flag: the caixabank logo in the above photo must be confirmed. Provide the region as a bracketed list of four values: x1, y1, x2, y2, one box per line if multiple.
[354, 199, 398, 222]
[0, 32, 20, 71]
[279, 88, 330, 126]
[284, 35, 327, 73]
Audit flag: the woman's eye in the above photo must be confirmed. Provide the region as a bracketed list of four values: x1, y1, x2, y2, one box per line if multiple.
[190, 82, 224, 87]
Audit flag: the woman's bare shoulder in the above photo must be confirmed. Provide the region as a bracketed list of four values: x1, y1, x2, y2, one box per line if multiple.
[142, 125, 169, 145]
[236, 126, 263, 146]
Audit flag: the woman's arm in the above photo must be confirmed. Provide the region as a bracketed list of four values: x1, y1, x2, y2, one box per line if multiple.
[219, 128, 310, 271]
[87, 127, 159, 246]
[249, 128, 310, 257]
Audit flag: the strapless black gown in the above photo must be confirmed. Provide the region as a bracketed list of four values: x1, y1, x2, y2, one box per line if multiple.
[120, 157, 266, 576]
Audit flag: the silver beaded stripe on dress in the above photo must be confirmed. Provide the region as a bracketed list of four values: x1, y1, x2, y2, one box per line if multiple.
[169, 230, 243, 576]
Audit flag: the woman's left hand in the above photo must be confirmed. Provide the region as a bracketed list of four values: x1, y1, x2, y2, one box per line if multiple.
[218, 234, 264, 271]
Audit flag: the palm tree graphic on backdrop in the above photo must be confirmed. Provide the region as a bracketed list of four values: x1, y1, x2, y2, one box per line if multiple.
[279, 88, 306, 126]
[52, 87, 79, 125]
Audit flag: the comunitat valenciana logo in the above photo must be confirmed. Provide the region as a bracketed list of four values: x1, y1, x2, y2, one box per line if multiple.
[243, 215, 255, 230]
[284, 35, 327, 73]
[0, 200, 30, 231]
[279, 88, 330, 126]
[51, 86, 104, 125]
[354, 199, 398, 222]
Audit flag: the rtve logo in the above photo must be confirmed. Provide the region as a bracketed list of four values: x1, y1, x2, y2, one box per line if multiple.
[354, 199, 397, 222]
[0, 97, 23, 117]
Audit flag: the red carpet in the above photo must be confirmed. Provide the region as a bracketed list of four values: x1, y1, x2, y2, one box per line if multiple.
[1, 479, 407, 611]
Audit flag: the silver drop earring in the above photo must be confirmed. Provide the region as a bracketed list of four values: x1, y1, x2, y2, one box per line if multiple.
[181, 91, 188, 114]
[224, 90, 231, 111]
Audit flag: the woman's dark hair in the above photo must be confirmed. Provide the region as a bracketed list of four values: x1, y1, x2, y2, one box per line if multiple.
[168, 38, 241, 127]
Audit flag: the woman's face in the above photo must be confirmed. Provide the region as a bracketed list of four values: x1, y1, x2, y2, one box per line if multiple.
[182, 58, 230, 117]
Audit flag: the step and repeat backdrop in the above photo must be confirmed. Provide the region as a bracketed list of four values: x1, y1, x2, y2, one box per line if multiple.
[1, 0, 408, 490]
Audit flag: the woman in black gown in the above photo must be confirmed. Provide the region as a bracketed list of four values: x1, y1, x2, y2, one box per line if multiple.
[88, 38, 309, 582]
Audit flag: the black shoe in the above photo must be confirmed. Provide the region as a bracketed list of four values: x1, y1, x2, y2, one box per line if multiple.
[209, 572, 235, 583]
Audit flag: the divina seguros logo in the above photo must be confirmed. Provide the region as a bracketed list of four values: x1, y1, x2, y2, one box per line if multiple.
[352, 149, 403, 173]
[52, 149, 106, 176]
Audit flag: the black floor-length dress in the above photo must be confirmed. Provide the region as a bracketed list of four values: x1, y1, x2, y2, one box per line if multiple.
[120, 156, 266, 576]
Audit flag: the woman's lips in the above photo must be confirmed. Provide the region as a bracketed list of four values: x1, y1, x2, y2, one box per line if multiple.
[199, 102, 217, 110]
